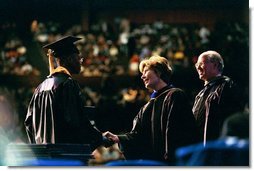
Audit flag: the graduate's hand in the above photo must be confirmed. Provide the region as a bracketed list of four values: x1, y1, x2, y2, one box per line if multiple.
[103, 131, 120, 143]
[102, 136, 114, 147]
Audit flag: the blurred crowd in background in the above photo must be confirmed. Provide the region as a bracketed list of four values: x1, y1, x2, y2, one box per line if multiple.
[0, 17, 249, 143]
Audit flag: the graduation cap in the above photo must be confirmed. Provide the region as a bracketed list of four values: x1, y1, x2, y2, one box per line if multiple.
[43, 36, 82, 58]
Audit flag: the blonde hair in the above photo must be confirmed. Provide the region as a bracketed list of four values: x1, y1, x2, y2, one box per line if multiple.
[139, 55, 172, 83]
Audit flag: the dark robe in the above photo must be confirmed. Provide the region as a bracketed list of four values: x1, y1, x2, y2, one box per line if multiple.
[24, 72, 103, 149]
[192, 76, 243, 145]
[117, 85, 200, 164]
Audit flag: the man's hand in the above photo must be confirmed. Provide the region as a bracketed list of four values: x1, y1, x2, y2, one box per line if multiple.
[102, 136, 114, 147]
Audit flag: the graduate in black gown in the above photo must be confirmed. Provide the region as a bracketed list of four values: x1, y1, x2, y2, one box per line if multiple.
[104, 55, 199, 164]
[24, 36, 111, 149]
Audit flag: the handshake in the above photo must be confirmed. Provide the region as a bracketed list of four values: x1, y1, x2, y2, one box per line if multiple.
[102, 131, 120, 147]
[91, 132, 125, 165]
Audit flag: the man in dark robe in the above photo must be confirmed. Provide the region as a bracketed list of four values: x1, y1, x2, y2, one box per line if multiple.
[24, 36, 111, 149]
[103, 56, 200, 164]
[193, 50, 244, 146]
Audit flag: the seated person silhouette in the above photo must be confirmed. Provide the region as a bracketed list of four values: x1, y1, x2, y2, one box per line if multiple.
[175, 111, 249, 166]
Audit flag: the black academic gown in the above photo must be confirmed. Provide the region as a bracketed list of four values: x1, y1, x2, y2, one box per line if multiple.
[118, 85, 200, 164]
[192, 76, 242, 145]
[24, 72, 103, 149]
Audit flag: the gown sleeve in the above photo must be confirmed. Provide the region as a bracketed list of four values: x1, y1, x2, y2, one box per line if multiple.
[61, 79, 103, 149]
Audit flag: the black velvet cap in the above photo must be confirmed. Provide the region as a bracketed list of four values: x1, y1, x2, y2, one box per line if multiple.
[43, 36, 82, 58]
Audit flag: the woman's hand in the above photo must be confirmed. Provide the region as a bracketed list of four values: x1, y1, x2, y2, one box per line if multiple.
[103, 131, 120, 143]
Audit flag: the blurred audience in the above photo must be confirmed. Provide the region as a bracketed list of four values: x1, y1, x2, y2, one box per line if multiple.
[89, 144, 125, 166]
[0, 23, 40, 76]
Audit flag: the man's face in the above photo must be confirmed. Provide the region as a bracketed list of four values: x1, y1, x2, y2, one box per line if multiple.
[195, 55, 218, 82]
[141, 66, 161, 90]
[68, 53, 83, 74]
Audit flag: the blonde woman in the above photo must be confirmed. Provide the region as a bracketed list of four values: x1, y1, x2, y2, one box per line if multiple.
[104, 55, 199, 164]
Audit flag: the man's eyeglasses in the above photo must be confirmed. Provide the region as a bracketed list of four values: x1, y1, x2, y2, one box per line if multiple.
[195, 61, 210, 68]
